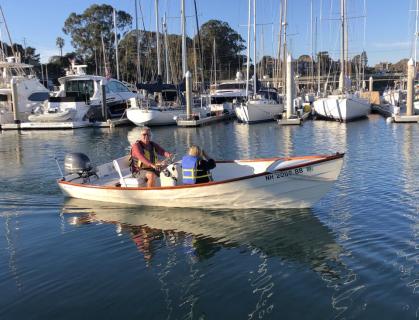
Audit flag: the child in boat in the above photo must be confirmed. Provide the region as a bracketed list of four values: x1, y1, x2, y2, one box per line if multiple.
[181, 145, 216, 184]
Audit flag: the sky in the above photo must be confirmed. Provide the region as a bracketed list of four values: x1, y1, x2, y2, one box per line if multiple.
[0, 0, 417, 66]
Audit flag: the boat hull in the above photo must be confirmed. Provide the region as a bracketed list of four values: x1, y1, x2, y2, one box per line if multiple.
[313, 94, 370, 122]
[235, 101, 283, 123]
[58, 154, 344, 209]
[127, 107, 185, 126]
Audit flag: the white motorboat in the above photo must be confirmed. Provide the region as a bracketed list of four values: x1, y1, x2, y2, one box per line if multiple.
[57, 152, 344, 209]
[0, 57, 49, 125]
[208, 77, 251, 113]
[313, 93, 370, 122]
[235, 88, 284, 123]
[29, 63, 137, 123]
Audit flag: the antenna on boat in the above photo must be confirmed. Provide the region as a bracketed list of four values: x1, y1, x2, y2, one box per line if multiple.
[54, 156, 65, 181]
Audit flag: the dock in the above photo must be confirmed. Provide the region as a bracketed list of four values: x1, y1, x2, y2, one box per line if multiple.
[391, 115, 419, 123]
[0, 118, 131, 130]
[278, 111, 311, 126]
[176, 113, 233, 127]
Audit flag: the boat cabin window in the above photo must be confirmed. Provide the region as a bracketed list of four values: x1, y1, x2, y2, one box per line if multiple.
[162, 90, 178, 102]
[216, 83, 246, 90]
[259, 90, 279, 102]
[65, 80, 94, 98]
[107, 81, 131, 93]
[211, 96, 235, 104]
[28, 92, 50, 101]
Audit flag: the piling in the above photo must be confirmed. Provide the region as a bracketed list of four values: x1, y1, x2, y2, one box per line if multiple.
[11, 78, 20, 124]
[392, 58, 419, 122]
[286, 54, 293, 119]
[101, 80, 108, 121]
[278, 54, 301, 125]
[369, 76, 373, 92]
[406, 58, 414, 116]
[185, 71, 192, 120]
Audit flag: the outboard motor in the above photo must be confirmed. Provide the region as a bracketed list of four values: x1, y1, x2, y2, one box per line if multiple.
[64, 152, 96, 179]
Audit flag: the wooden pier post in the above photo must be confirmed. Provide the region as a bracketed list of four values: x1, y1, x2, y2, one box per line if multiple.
[101, 80, 108, 121]
[392, 58, 419, 122]
[185, 70, 192, 120]
[11, 78, 20, 124]
[278, 53, 301, 125]
[406, 58, 414, 116]
[286, 54, 293, 119]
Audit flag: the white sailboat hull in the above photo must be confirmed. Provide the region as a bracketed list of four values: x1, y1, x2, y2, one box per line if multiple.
[235, 101, 284, 123]
[313, 94, 370, 122]
[127, 107, 188, 126]
[58, 153, 344, 209]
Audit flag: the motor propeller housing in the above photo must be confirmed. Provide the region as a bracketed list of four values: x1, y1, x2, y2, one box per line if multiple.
[64, 153, 92, 176]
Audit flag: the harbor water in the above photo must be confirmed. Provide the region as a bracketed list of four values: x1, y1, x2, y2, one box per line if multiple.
[0, 115, 418, 319]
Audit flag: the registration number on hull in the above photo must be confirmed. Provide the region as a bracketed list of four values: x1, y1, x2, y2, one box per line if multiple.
[265, 166, 313, 181]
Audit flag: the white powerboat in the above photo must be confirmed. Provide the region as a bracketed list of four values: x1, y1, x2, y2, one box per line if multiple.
[29, 63, 137, 123]
[0, 56, 49, 125]
[57, 152, 344, 209]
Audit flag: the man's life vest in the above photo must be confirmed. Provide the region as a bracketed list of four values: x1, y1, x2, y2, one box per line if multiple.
[181, 155, 212, 184]
[130, 141, 158, 172]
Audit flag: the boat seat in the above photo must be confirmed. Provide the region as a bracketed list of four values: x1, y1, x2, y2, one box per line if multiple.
[113, 155, 142, 187]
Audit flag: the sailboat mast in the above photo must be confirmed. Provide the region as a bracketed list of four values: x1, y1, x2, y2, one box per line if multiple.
[415, 0, 419, 64]
[134, 0, 141, 82]
[181, 0, 187, 77]
[155, 0, 161, 77]
[276, 0, 283, 89]
[0, 5, 15, 57]
[213, 38, 217, 85]
[282, 0, 288, 92]
[113, 8, 120, 80]
[339, 0, 345, 92]
[253, 0, 257, 96]
[311, 0, 314, 90]
[163, 13, 170, 83]
[245, 0, 251, 97]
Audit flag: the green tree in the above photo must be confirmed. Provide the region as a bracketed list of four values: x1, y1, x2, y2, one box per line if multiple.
[56, 37, 65, 57]
[63, 4, 132, 75]
[195, 20, 245, 81]
[119, 29, 191, 83]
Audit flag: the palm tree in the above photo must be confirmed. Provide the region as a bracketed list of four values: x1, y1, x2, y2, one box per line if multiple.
[56, 37, 65, 57]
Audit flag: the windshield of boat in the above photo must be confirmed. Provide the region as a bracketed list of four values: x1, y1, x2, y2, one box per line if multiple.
[215, 83, 246, 91]
[106, 80, 131, 93]
[65, 80, 94, 98]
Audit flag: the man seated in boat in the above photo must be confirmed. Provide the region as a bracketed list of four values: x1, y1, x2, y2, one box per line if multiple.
[130, 127, 172, 187]
[181, 145, 216, 184]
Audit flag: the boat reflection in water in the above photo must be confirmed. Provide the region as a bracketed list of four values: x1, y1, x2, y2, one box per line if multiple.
[61, 199, 364, 318]
[63, 199, 341, 266]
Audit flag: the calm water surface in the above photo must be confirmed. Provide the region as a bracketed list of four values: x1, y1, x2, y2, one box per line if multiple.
[0, 115, 418, 319]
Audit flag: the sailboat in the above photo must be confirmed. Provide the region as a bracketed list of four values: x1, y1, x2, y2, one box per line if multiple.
[234, 0, 284, 124]
[313, 0, 370, 122]
[126, 0, 201, 126]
